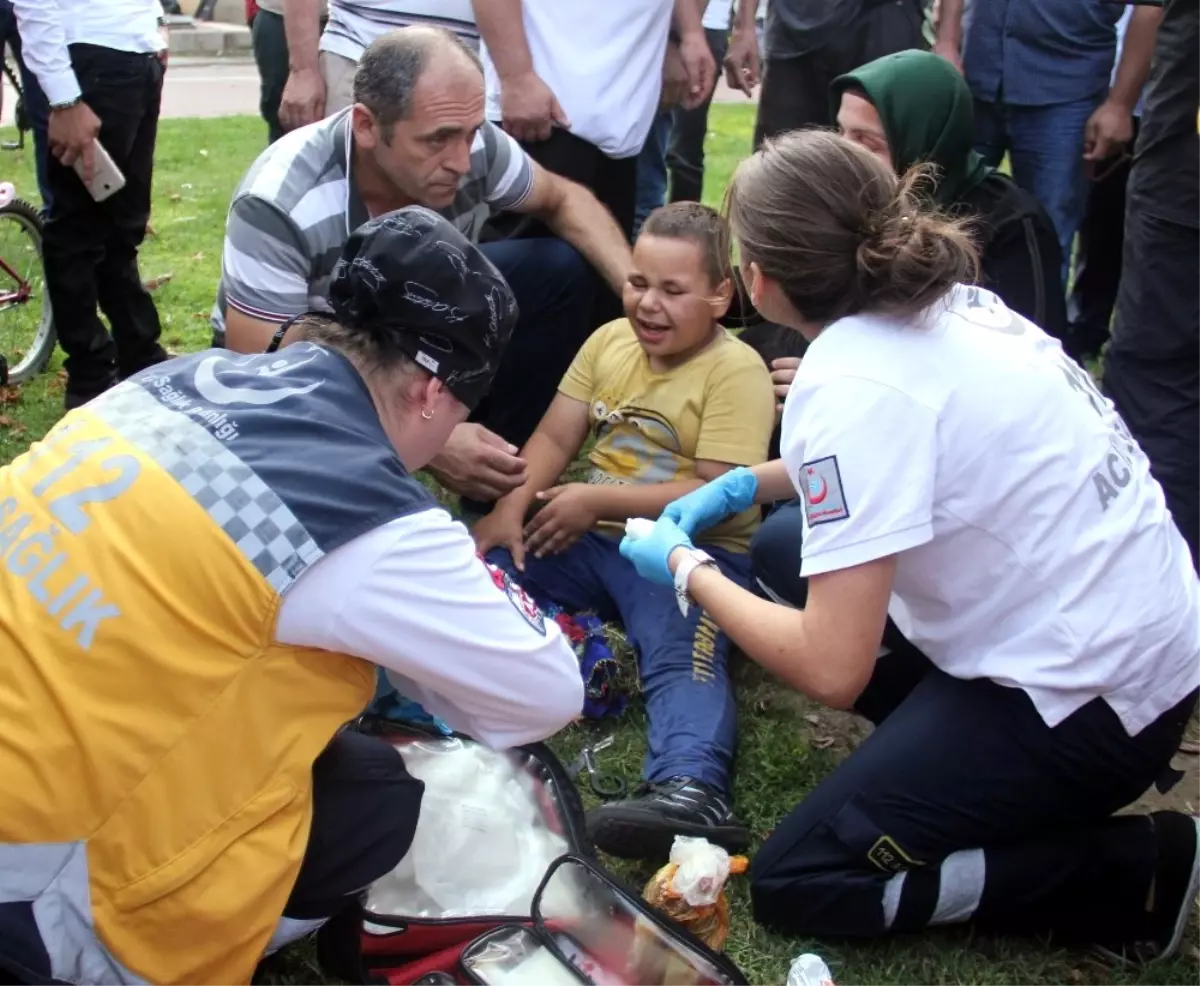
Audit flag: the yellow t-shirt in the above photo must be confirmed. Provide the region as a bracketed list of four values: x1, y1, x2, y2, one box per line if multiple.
[559, 318, 776, 553]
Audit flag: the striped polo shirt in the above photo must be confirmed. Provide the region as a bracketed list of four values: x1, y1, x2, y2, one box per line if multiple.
[210, 108, 533, 345]
[321, 0, 479, 60]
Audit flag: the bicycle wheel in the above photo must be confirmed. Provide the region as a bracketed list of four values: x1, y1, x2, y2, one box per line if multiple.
[0, 197, 54, 383]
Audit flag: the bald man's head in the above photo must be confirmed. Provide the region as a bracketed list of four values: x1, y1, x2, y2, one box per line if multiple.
[353, 26, 483, 130]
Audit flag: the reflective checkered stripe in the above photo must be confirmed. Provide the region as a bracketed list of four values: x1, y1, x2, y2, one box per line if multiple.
[88, 384, 324, 594]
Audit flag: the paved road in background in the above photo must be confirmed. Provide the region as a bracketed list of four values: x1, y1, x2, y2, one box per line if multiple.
[1, 56, 756, 126]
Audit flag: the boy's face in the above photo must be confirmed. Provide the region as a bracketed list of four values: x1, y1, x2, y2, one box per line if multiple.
[623, 235, 725, 362]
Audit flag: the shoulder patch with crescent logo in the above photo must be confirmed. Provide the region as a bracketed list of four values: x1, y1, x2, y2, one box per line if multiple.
[800, 455, 849, 526]
[483, 559, 547, 635]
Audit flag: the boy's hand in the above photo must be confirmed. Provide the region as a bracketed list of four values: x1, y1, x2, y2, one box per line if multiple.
[472, 502, 528, 571]
[771, 356, 801, 418]
[525, 484, 597, 559]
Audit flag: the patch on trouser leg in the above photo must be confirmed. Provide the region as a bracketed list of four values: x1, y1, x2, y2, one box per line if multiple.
[881, 846, 986, 931]
[928, 848, 986, 926]
[265, 916, 327, 956]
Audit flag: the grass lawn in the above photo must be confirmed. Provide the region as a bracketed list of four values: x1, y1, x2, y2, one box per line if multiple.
[1, 106, 1197, 985]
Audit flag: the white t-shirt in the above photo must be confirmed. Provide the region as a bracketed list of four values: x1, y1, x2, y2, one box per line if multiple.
[479, 0, 675, 159]
[703, 0, 732, 31]
[780, 284, 1200, 736]
[276, 506, 584, 749]
[320, 0, 479, 62]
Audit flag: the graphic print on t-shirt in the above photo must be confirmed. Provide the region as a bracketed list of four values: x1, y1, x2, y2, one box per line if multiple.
[801, 455, 849, 526]
[587, 399, 686, 486]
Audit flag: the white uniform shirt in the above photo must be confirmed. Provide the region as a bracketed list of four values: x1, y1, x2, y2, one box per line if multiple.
[479, 0, 675, 159]
[780, 284, 1200, 736]
[277, 507, 584, 749]
[12, 0, 166, 107]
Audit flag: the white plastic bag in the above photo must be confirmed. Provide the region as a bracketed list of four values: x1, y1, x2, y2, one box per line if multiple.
[786, 953, 835, 986]
[666, 836, 733, 908]
[365, 738, 570, 919]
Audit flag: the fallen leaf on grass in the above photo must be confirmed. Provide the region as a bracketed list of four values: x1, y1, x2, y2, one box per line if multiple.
[0, 385, 21, 405]
[169, 193, 182, 203]
[143, 273, 173, 291]
[190, 251, 204, 261]
[191, 311, 209, 320]
[145, 222, 158, 238]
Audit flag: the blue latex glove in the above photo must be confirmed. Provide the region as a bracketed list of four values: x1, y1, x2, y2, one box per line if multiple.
[619, 515, 694, 586]
[663, 466, 759, 537]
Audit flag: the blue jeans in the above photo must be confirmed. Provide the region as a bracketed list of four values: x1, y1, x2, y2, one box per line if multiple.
[634, 111, 672, 238]
[0, 0, 52, 212]
[973, 96, 1102, 286]
[487, 533, 751, 795]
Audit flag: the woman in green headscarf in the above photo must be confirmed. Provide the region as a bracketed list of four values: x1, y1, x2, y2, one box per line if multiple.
[830, 50, 1066, 336]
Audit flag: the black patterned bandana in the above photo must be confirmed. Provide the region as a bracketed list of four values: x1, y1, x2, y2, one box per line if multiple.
[329, 206, 519, 411]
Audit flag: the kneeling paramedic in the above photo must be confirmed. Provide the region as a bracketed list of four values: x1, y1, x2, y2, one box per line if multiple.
[0, 208, 585, 985]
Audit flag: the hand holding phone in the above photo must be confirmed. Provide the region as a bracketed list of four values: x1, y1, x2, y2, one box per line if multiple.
[74, 139, 126, 202]
[48, 102, 101, 180]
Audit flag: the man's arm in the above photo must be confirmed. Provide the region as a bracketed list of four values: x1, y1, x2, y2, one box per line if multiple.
[933, 0, 964, 72]
[1084, 4, 1165, 162]
[12, 0, 100, 180]
[472, 0, 568, 143]
[672, 0, 716, 109]
[219, 196, 313, 352]
[516, 161, 632, 296]
[723, 0, 760, 95]
[278, 0, 326, 131]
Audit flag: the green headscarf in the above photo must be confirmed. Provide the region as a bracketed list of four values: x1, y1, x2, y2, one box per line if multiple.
[829, 50, 992, 207]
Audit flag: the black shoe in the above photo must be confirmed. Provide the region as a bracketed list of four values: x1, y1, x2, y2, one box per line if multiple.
[64, 376, 116, 410]
[586, 777, 750, 861]
[1098, 812, 1200, 966]
[1147, 812, 1200, 961]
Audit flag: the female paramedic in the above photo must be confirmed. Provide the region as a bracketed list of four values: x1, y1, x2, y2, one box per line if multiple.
[619, 131, 1200, 959]
[0, 207, 584, 986]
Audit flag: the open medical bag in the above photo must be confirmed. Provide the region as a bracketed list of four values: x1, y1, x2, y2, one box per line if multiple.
[316, 715, 589, 984]
[319, 858, 748, 986]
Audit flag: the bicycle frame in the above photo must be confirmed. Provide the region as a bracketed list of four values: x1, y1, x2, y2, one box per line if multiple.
[0, 252, 31, 307]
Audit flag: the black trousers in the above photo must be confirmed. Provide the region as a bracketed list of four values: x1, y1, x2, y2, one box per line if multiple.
[1063, 123, 1137, 364]
[667, 28, 730, 205]
[251, 8, 288, 145]
[748, 501, 1197, 944]
[484, 127, 637, 328]
[754, 0, 926, 147]
[43, 45, 167, 398]
[284, 730, 424, 921]
[1101, 0, 1199, 573]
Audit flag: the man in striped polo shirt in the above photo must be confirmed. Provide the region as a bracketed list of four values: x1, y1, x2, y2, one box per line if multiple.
[212, 27, 632, 505]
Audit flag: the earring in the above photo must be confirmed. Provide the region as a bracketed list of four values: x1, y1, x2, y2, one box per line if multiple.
[421, 408, 434, 420]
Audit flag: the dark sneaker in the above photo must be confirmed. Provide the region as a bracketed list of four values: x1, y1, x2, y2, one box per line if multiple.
[1097, 812, 1200, 966]
[1147, 812, 1200, 961]
[586, 776, 750, 861]
[64, 376, 116, 411]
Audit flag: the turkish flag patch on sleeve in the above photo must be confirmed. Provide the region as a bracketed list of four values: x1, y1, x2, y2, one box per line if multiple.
[800, 455, 850, 526]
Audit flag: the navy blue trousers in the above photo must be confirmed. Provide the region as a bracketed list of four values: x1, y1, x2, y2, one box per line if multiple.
[488, 533, 751, 795]
[748, 499, 1196, 942]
